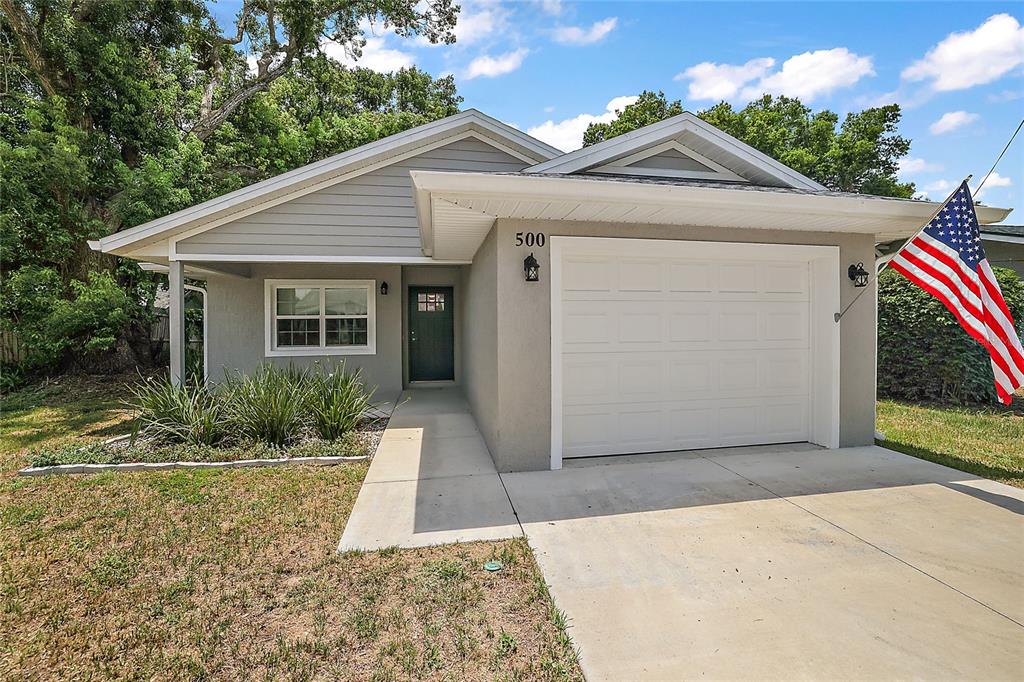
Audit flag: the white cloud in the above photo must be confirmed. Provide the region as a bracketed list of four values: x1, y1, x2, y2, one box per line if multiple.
[744, 48, 874, 101]
[526, 95, 639, 151]
[902, 14, 1024, 92]
[539, 0, 563, 16]
[677, 48, 874, 102]
[553, 18, 618, 46]
[988, 89, 1024, 103]
[897, 157, 944, 176]
[415, 4, 505, 47]
[322, 36, 414, 72]
[923, 179, 955, 193]
[543, 105, 555, 113]
[463, 48, 528, 79]
[929, 111, 979, 135]
[676, 58, 775, 100]
[974, 172, 1012, 198]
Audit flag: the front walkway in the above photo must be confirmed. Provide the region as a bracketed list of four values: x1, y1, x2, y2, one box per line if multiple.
[338, 387, 521, 551]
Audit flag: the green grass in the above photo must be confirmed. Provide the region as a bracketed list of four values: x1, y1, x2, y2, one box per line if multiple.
[876, 399, 1024, 488]
[0, 374, 582, 680]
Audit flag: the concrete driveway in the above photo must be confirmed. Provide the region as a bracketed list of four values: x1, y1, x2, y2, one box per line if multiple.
[503, 444, 1024, 681]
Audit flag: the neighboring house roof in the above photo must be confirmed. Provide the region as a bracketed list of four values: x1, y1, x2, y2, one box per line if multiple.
[981, 224, 1024, 243]
[525, 112, 826, 191]
[411, 170, 1013, 261]
[92, 109, 560, 257]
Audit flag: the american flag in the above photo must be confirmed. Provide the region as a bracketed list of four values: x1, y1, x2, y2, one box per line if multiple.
[889, 181, 1024, 404]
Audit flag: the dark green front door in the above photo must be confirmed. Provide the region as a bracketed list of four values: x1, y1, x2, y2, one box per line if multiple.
[408, 286, 454, 381]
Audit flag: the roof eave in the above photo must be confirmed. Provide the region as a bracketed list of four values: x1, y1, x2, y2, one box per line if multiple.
[95, 110, 560, 256]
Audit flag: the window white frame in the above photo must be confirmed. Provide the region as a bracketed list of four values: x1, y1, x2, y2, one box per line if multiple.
[264, 279, 376, 356]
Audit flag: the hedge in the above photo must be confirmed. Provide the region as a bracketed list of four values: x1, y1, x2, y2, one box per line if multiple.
[877, 265, 1024, 404]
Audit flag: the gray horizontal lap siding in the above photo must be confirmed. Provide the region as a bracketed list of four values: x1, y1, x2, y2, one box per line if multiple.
[176, 137, 527, 257]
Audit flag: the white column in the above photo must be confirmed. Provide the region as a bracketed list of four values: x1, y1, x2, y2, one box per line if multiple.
[168, 260, 186, 386]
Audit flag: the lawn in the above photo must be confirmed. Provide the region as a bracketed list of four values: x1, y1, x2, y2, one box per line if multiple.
[0, 375, 581, 680]
[876, 399, 1024, 488]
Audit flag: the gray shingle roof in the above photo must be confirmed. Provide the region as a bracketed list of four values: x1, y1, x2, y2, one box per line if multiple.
[981, 224, 1024, 237]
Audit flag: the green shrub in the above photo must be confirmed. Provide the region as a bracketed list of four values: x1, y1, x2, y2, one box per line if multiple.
[304, 364, 375, 440]
[222, 364, 310, 447]
[129, 375, 225, 445]
[878, 266, 1024, 404]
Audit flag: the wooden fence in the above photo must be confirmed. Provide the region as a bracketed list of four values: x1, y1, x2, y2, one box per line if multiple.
[0, 329, 25, 365]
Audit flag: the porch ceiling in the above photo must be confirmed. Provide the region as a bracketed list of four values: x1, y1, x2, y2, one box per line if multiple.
[410, 171, 1013, 262]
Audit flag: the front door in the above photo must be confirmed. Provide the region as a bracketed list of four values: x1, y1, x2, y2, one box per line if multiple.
[408, 286, 454, 381]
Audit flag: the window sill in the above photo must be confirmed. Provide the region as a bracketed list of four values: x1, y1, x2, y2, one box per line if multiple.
[265, 346, 376, 357]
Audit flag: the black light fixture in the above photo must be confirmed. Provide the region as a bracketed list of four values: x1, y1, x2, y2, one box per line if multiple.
[524, 253, 540, 282]
[848, 262, 869, 288]
[380, 281, 389, 295]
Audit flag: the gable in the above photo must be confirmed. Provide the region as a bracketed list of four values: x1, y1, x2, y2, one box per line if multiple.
[526, 112, 824, 191]
[175, 136, 528, 260]
[586, 139, 747, 183]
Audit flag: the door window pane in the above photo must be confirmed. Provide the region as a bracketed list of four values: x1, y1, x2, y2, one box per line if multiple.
[417, 292, 445, 312]
[325, 288, 368, 315]
[277, 288, 319, 316]
[325, 318, 368, 346]
[277, 318, 320, 346]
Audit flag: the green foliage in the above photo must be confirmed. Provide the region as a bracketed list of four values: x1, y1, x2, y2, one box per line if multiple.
[878, 267, 1024, 403]
[582, 91, 915, 197]
[222, 364, 310, 447]
[129, 375, 225, 446]
[1, 0, 460, 379]
[124, 362, 376, 450]
[0, 267, 131, 371]
[304, 364, 376, 440]
[583, 91, 683, 146]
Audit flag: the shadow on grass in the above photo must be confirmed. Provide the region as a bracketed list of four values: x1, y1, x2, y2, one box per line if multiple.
[877, 438, 1023, 485]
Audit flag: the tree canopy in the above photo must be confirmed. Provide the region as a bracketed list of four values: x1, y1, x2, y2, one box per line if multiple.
[584, 91, 915, 198]
[0, 0, 460, 382]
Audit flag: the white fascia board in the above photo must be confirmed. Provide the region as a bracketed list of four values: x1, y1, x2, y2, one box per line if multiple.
[526, 112, 825, 191]
[97, 110, 558, 256]
[168, 253, 470, 265]
[410, 171, 1012, 235]
[982, 233, 1024, 245]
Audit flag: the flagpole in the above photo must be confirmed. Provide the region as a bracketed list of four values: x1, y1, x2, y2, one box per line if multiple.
[834, 175, 971, 323]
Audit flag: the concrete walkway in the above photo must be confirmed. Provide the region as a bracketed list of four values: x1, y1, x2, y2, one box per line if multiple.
[338, 387, 521, 550]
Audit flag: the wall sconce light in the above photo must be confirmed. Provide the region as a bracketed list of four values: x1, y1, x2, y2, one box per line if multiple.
[848, 262, 869, 288]
[524, 253, 540, 282]
[380, 281, 389, 295]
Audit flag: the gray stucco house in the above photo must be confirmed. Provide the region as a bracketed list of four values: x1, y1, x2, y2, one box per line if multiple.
[91, 110, 1011, 472]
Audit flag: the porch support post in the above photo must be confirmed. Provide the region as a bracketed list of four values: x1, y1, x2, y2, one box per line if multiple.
[168, 260, 186, 386]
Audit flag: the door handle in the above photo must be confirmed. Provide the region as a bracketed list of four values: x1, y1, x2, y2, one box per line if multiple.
[410, 331, 417, 342]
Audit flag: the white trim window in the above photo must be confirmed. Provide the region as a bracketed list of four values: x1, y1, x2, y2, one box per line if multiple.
[265, 279, 376, 356]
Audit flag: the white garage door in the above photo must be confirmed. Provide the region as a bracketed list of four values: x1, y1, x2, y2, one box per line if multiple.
[552, 237, 838, 460]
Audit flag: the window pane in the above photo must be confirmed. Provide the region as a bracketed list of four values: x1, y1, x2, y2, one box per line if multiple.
[325, 288, 368, 315]
[277, 288, 320, 316]
[417, 293, 444, 313]
[325, 318, 368, 346]
[277, 318, 319, 347]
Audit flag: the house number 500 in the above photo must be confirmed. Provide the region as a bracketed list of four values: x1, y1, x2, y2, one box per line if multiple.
[515, 232, 546, 247]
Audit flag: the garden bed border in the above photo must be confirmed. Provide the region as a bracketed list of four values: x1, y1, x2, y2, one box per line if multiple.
[18, 455, 370, 477]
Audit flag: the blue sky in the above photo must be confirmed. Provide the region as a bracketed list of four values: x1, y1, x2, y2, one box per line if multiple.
[211, 1, 1024, 218]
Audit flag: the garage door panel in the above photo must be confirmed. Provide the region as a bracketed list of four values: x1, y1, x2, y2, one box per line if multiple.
[557, 240, 820, 459]
[563, 350, 809, 406]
